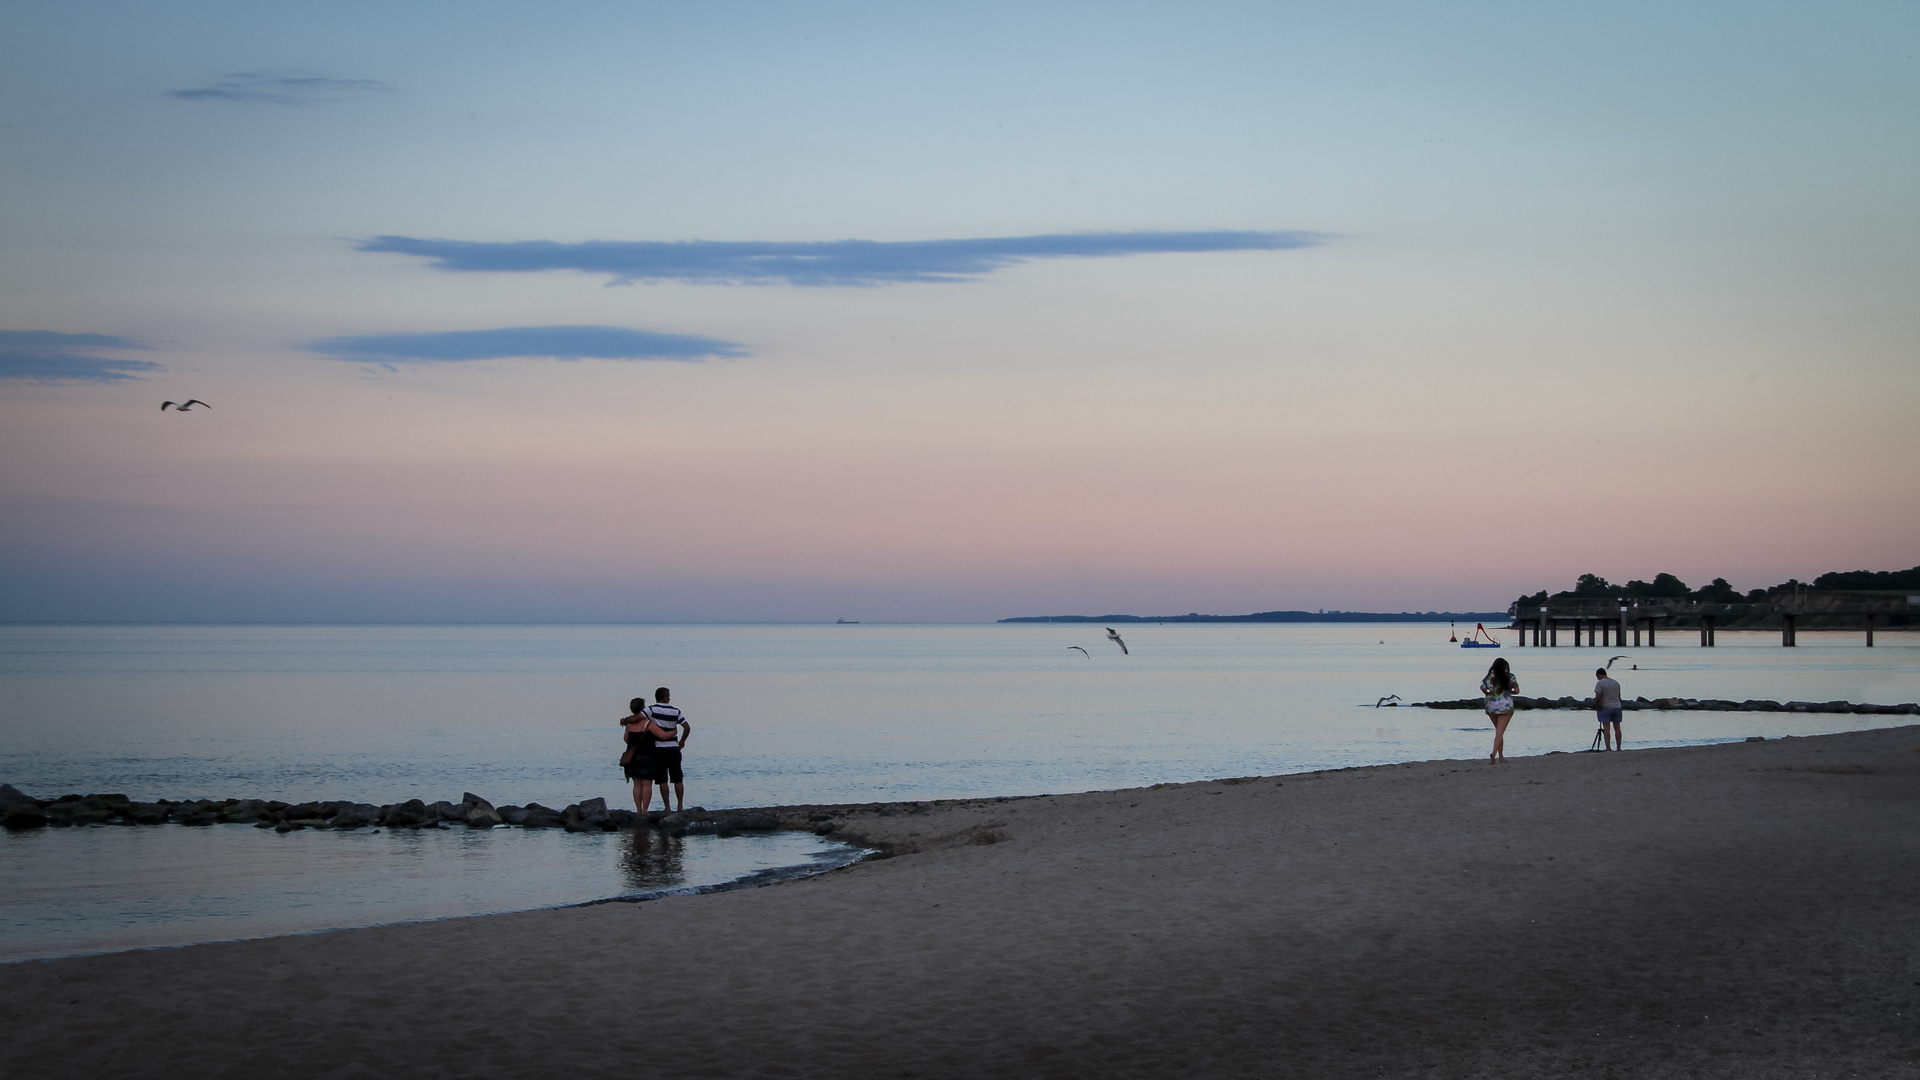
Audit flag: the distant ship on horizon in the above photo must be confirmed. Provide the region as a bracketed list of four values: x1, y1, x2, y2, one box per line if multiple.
[836, 618, 859, 624]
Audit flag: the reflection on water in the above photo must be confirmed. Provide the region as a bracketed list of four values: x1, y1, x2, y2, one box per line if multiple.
[0, 823, 861, 964]
[620, 828, 687, 887]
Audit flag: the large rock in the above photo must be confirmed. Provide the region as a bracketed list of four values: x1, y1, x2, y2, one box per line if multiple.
[1, 804, 48, 830]
[83, 793, 131, 815]
[459, 793, 498, 828]
[381, 799, 430, 827]
[124, 802, 170, 825]
[562, 798, 613, 832]
[428, 800, 464, 823]
[720, 810, 780, 832]
[0, 784, 39, 808]
[660, 811, 720, 837]
[332, 803, 383, 829]
[518, 803, 563, 828]
[45, 801, 112, 827]
[217, 799, 271, 824]
[462, 793, 501, 829]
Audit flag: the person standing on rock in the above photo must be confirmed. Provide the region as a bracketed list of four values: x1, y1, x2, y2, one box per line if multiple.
[621, 697, 671, 814]
[1594, 668, 1624, 751]
[1481, 658, 1518, 764]
[644, 687, 691, 813]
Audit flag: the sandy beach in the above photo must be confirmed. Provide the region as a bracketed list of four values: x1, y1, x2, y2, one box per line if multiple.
[4, 726, 1917, 1079]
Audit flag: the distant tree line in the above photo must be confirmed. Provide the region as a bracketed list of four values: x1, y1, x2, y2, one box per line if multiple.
[1511, 566, 1920, 611]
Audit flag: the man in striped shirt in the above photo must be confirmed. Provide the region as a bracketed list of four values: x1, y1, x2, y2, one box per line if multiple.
[645, 687, 692, 812]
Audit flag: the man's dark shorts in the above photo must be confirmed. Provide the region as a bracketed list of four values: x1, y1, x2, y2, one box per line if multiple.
[1597, 706, 1623, 726]
[651, 747, 684, 784]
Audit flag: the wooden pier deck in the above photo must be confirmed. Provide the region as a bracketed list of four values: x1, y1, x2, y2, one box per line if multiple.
[1508, 592, 1916, 648]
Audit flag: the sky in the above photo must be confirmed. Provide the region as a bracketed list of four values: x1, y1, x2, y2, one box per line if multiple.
[1, 1, 1915, 623]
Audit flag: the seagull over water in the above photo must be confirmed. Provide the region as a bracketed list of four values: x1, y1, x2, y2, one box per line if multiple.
[1106, 627, 1129, 655]
[1067, 646, 1089, 657]
[1375, 694, 1401, 708]
[1606, 655, 1630, 670]
[161, 400, 210, 412]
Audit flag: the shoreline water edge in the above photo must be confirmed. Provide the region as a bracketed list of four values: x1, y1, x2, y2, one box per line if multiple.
[2, 725, 1915, 1077]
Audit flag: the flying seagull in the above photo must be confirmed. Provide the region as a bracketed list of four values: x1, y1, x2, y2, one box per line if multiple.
[1067, 646, 1089, 657]
[1606, 655, 1630, 670]
[161, 400, 211, 412]
[1375, 694, 1401, 708]
[1106, 627, 1128, 655]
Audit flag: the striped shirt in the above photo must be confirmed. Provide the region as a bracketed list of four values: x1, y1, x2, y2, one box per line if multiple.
[645, 703, 685, 749]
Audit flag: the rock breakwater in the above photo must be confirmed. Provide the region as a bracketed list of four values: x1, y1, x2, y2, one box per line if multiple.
[1410, 697, 1919, 714]
[0, 785, 789, 836]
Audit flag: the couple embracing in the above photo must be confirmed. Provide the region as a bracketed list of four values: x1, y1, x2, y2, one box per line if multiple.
[621, 688, 690, 814]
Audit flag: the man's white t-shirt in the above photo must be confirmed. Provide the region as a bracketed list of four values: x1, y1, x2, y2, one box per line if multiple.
[1595, 677, 1622, 710]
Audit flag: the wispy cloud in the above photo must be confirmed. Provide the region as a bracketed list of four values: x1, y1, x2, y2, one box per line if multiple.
[356, 230, 1325, 287]
[304, 325, 748, 366]
[170, 70, 395, 106]
[0, 330, 159, 383]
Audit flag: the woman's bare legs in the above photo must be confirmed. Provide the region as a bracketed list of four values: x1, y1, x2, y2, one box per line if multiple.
[631, 777, 653, 813]
[1490, 711, 1514, 763]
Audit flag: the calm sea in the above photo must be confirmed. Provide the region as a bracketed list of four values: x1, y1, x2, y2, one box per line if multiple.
[4, 622, 1915, 961]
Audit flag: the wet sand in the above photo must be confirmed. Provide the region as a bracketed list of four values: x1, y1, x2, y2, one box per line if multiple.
[4, 726, 1917, 1078]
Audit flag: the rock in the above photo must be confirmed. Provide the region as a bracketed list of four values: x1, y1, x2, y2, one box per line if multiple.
[721, 811, 779, 832]
[45, 802, 111, 827]
[0, 784, 39, 808]
[218, 799, 271, 824]
[496, 805, 527, 825]
[1, 804, 48, 830]
[606, 808, 637, 830]
[285, 801, 329, 819]
[1746, 736, 1766, 742]
[125, 802, 170, 825]
[460, 793, 499, 828]
[562, 798, 613, 832]
[175, 810, 217, 826]
[83, 793, 131, 814]
[518, 803, 563, 829]
[382, 799, 430, 828]
[332, 803, 382, 829]
[813, 821, 837, 836]
[274, 821, 306, 833]
[428, 800, 464, 822]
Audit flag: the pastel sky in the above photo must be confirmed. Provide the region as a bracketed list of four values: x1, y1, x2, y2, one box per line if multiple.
[2, 1, 1915, 623]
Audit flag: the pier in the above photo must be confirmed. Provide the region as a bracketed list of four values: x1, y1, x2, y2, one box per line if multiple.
[1509, 592, 1916, 648]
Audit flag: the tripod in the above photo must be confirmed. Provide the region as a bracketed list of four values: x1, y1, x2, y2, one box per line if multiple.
[1589, 727, 1606, 751]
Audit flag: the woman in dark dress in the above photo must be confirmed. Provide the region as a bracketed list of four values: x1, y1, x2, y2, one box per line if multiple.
[620, 697, 671, 813]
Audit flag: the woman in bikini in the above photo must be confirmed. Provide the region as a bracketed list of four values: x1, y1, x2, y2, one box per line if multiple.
[1482, 657, 1518, 764]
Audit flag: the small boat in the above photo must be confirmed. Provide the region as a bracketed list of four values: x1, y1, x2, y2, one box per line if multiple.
[1459, 622, 1501, 648]
[835, 618, 859, 624]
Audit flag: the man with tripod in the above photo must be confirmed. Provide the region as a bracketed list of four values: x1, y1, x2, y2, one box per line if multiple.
[1594, 668, 1624, 751]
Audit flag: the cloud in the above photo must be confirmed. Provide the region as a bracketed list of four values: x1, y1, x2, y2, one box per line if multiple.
[304, 325, 749, 365]
[0, 330, 160, 383]
[356, 230, 1326, 287]
[170, 70, 395, 106]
